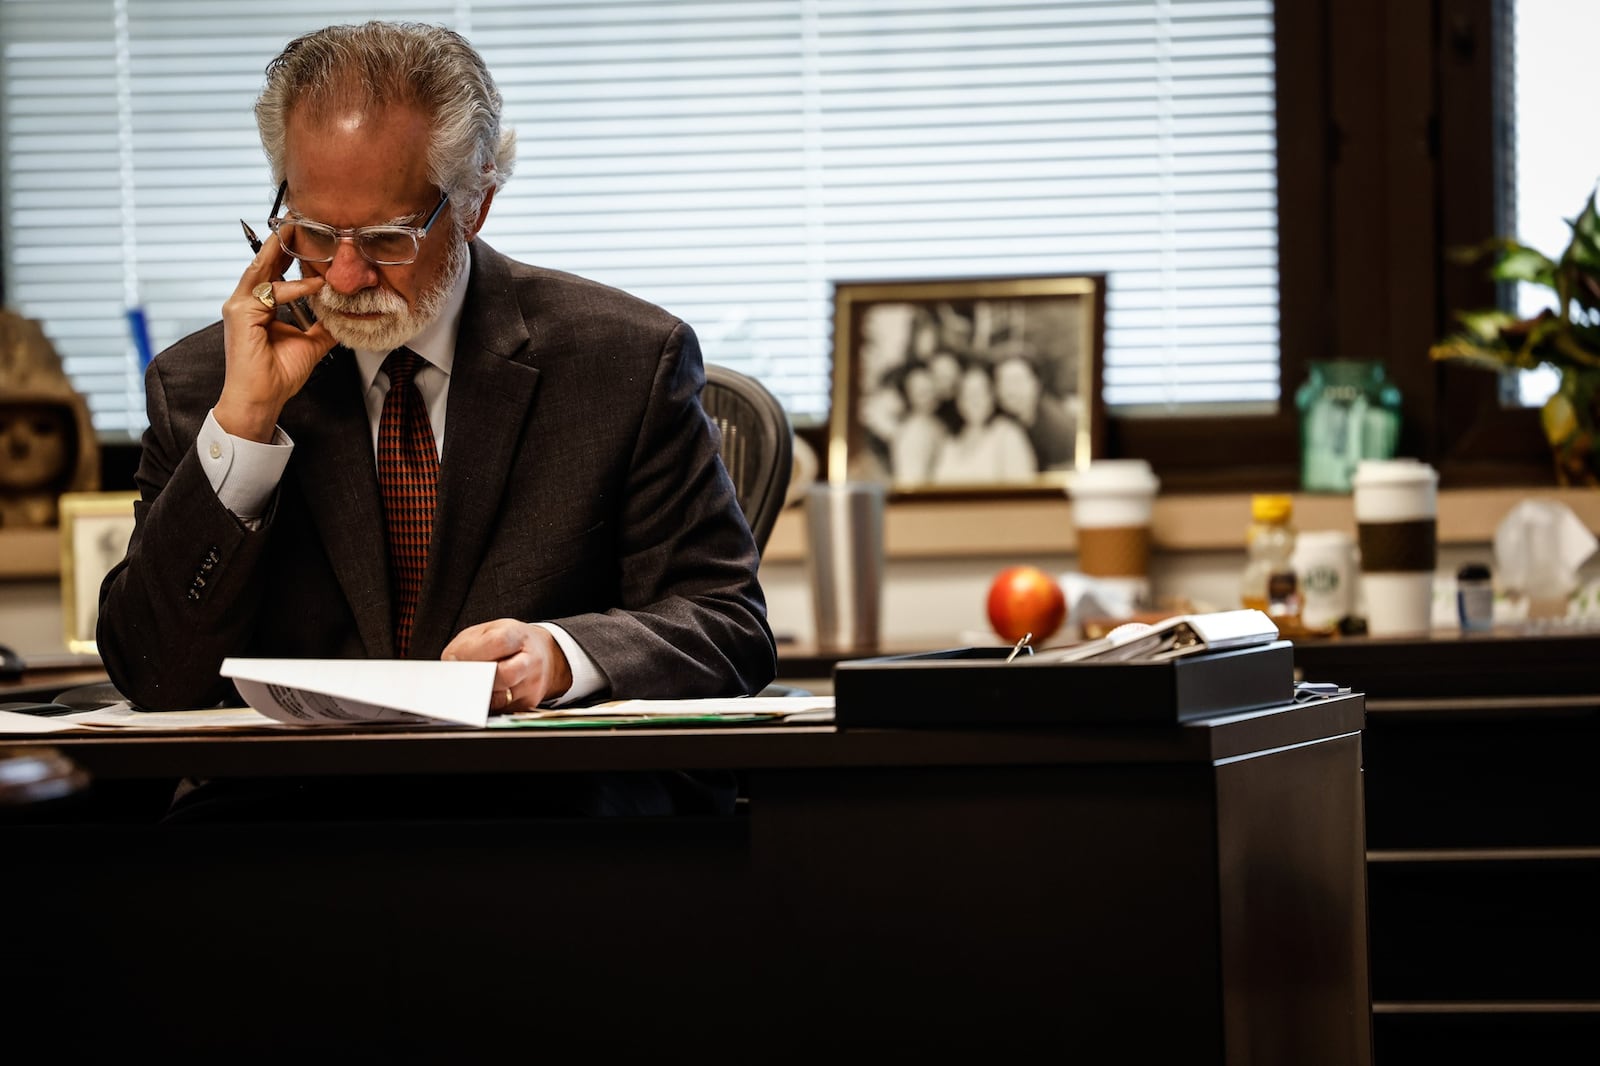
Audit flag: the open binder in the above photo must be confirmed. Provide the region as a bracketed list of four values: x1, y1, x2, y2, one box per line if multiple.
[1032, 608, 1280, 664]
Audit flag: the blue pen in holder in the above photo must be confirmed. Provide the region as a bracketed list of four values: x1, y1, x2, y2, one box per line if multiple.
[126, 306, 154, 370]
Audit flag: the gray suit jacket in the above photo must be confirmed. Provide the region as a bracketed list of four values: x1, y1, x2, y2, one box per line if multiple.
[98, 241, 775, 711]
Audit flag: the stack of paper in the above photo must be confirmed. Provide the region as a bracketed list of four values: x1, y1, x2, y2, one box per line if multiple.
[222, 657, 497, 727]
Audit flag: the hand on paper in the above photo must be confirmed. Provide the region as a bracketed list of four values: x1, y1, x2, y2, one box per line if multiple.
[442, 618, 573, 712]
[215, 233, 335, 442]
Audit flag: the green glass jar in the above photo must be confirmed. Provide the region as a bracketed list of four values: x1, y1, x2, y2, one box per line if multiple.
[1296, 360, 1402, 493]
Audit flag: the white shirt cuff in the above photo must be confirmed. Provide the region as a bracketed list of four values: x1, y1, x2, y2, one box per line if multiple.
[532, 622, 604, 707]
[198, 409, 293, 525]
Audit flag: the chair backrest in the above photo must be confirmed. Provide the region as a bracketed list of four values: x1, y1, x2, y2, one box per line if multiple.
[702, 364, 793, 553]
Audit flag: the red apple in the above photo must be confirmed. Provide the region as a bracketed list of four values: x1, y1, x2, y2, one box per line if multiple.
[986, 565, 1067, 645]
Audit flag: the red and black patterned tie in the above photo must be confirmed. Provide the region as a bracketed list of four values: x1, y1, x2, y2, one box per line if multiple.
[376, 348, 438, 657]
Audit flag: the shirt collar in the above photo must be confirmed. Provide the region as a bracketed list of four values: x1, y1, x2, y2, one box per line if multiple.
[353, 251, 472, 390]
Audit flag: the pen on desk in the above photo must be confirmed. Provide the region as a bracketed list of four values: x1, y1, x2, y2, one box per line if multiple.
[239, 219, 316, 330]
[1005, 632, 1033, 663]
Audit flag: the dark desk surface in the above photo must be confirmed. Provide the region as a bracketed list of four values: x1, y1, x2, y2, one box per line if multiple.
[0, 663, 111, 701]
[774, 637, 938, 677]
[780, 625, 1600, 698]
[2, 692, 1363, 781]
[1292, 624, 1600, 698]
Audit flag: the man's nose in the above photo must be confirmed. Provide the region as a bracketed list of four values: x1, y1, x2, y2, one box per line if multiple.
[322, 240, 379, 295]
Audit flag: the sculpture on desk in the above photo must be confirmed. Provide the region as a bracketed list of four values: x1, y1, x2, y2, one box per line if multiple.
[0, 308, 99, 528]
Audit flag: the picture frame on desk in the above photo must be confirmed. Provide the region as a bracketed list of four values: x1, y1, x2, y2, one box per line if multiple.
[58, 491, 137, 653]
[826, 274, 1106, 498]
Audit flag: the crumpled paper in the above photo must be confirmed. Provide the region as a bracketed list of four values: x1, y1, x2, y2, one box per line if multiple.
[1494, 499, 1598, 598]
[1058, 571, 1144, 626]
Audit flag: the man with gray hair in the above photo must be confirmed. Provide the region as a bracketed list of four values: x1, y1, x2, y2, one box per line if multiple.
[97, 23, 775, 764]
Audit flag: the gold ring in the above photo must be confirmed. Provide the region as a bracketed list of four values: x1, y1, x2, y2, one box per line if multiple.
[251, 281, 276, 309]
[503, 687, 514, 706]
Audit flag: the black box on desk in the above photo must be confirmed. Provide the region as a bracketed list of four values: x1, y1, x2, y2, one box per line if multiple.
[832, 640, 1296, 729]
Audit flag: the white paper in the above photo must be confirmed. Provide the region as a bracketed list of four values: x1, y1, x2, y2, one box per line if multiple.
[221, 658, 496, 727]
[0, 709, 82, 734]
[65, 704, 286, 730]
[537, 696, 835, 718]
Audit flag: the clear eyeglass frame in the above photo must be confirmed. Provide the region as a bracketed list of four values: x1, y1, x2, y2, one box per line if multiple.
[265, 180, 450, 267]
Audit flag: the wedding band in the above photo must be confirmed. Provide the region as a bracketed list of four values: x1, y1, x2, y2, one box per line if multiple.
[503, 687, 514, 706]
[251, 281, 276, 309]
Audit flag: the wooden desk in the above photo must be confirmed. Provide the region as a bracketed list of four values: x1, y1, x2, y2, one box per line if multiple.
[0, 664, 111, 703]
[1, 697, 1369, 1061]
[0, 647, 110, 706]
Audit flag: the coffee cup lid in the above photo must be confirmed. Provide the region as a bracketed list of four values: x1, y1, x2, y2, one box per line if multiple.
[1351, 458, 1437, 487]
[1068, 459, 1159, 496]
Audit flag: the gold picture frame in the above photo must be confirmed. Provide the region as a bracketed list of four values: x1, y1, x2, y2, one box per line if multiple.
[827, 274, 1106, 497]
[58, 491, 137, 654]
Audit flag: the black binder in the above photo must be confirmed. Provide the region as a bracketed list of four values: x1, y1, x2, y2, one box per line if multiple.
[832, 639, 1296, 729]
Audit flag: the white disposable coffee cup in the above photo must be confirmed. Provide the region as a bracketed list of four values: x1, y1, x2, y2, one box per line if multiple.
[1351, 459, 1438, 636]
[1293, 529, 1357, 631]
[1068, 460, 1160, 604]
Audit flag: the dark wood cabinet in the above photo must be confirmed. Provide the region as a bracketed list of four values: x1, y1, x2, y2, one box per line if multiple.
[1295, 629, 1600, 1063]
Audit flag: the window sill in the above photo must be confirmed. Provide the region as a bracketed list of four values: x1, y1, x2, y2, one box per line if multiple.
[6, 487, 1592, 578]
[761, 487, 1600, 562]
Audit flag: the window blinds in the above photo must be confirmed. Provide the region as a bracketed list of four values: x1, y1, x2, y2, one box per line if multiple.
[1, 0, 1278, 434]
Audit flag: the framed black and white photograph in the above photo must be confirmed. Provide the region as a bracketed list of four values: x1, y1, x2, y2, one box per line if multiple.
[58, 491, 137, 653]
[827, 275, 1106, 496]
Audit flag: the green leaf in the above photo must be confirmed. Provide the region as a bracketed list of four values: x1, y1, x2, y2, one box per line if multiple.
[1489, 243, 1559, 288]
[1428, 337, 1520, 372]
[1551, 329, 1600, 369]
[1566, 187, 1600, 264]
[1542, 391, 1579, 447]
[1445, 239, 1503, 266]
[1560, 190, 1600, 308]
[1452, 308, 1517, 340]
[1436, 185, 1600, 415]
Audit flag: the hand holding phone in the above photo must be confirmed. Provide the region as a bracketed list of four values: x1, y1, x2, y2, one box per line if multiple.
[240, 219, 316, 329]
[215, 222, 334, 442]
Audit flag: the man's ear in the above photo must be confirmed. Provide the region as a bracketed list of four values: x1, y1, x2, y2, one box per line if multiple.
[465, 185, 496, 240]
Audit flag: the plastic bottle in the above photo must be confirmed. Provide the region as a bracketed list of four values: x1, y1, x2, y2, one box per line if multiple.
[1456, 562, 1494, 632]
[1241, 494, 1302, 629]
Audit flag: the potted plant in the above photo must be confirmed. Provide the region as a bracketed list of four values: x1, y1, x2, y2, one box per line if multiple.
[1430, 186, 1600, 485]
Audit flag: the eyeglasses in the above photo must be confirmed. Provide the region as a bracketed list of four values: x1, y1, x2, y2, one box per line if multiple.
[266, 180, 450, 267]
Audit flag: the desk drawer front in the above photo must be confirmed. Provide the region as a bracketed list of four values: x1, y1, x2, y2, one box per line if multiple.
[1368, 858, 1600, 1001]
[1364, 709, 1600, 849]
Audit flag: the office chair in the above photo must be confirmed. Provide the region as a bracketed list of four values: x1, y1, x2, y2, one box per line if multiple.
[701, 365, 809, 700]
[702, 364, 793, 553]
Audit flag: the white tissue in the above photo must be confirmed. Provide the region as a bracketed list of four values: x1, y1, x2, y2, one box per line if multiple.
[1059, 571, 1141, 625]
[1493, 499, 1598, 598]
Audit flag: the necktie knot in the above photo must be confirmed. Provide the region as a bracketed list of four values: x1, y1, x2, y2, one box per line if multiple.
[382, 347, 422, 389]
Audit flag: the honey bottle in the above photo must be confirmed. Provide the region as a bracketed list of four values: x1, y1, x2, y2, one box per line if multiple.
[1240, 494, 1302, 630]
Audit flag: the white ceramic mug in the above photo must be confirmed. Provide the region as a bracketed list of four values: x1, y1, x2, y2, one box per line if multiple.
[1292, 530, 1357, 631]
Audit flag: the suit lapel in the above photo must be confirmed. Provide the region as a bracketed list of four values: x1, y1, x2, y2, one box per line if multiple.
[408, 242, 541, 656]
[283, 349, 396, 658]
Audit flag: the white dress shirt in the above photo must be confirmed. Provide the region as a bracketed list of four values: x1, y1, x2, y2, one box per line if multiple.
[194, 256, 603, 705]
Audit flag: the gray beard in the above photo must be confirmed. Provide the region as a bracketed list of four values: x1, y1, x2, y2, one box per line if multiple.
[312, 237, 468, 352]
